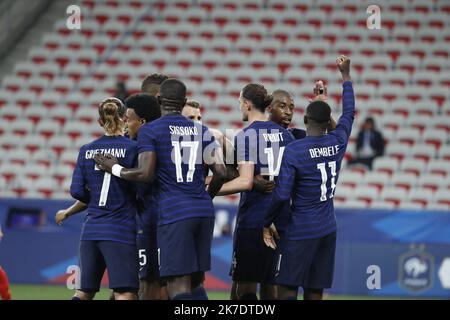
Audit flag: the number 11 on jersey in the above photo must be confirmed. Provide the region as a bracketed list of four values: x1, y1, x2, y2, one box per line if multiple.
[317, 161, 337, 201]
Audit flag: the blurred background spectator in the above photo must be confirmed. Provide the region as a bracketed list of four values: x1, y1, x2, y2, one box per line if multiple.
[114, 81, 129, 103]
[350, 117, 385, 170]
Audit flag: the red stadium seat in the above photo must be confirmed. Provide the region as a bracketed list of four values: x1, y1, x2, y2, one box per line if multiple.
[63, 122, 84, 141]
[363, 171, 390, 192]
[31, 149, 57, 168]
[427, 160, 450, 177]
[373, 157, 399, 176]
[36, 120, 61, 140]
[435, 189, 450, 207]
[399, 158, 427, 177]
[353, 186, 379, 205]
[395, 128, 421, 146]
[385, 143, 411, 161]
[23, 163, 49, 180]
[292, 25, 316, 42]
[4, 149, 30, 166]
[418, 174, 448, 192]
[408, 188, 434, 207]
[60, 149, 79, 168]
[411, 144, 436, 162]
[422, 129, 448, 150]
[9, 119, 34, 137]
[24, 106, 46, 125]
[438, 145, 450, 161]
[0, 105, 22, 122]
[52, 164, 74, 185]
[48, 135, 73, 157]
[390, 172, 418, 191]
[23, 136, 46, 154]
[380, 187, 408, 207]
[48, 107, 72, 126]
[370, 200, 396, 209]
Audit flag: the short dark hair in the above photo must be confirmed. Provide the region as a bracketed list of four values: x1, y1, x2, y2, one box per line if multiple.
[306, 100, 331, 123]
[125, 93, 161, 123]
[141, 73, 169, 95]
[160, 78, 187, 109]
[185, 99, 200, 109]
[271, 89, 292, 105]
[242, 83, 273, 112]
[365, 117, 375, 125]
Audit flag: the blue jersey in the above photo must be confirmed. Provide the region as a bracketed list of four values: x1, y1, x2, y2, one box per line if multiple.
[137, 113, 218, 226]
[136, 180, 158, 232]
[266, 81, 355, 240]
[234, 121, 294, 229]
[275, 127, 306, 232]
[288, 127, 306, 140]
[70, 135, 138, 245]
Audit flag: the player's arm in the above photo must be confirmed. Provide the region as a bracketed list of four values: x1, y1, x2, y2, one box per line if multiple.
[70, 150, 90, 204]
[311, 80, 336, 133]
[263, 148, 296, 249]
[94, 151, 156, 183]
[333, 55, 355, 139]
[216, 162, 254, 196]
[253, 175, 275, 193]
[204, 144, 228, 199]
[210, 128, 239, 181]
[55, 200, 87, 226]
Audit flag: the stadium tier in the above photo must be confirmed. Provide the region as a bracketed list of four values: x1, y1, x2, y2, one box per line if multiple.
[0, 0, 449, 210]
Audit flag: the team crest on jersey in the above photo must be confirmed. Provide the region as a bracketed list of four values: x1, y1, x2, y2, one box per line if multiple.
[398, 246, 434, 293]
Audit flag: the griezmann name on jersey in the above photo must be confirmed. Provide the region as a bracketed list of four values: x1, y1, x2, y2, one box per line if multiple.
[70, 135, 138, 245]
[266, 81, 355, 240]
[137, 114, 219, 226]
[234, 121, 294, 229]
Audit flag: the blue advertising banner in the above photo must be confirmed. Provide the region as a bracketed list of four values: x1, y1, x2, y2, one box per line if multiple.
[0, 199, 449, 298]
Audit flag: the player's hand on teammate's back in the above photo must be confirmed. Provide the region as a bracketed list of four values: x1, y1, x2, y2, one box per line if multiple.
[55, 210, 68, 226]
[263, 223, 280, 250]
[94, 153, 118, 173]
[253, 175, 275, 193]
[336, 55, 351, 81]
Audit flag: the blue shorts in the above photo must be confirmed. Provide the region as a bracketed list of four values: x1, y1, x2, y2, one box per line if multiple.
[137, 226, 160, 282]
[79, 240, 139, 292]
[157, 217, 214, 278]
[274, 232, 336, 289]
[230, 228, 276, 284]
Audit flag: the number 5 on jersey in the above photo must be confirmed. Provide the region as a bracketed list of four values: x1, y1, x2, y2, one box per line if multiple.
[317, 161, 337, 201]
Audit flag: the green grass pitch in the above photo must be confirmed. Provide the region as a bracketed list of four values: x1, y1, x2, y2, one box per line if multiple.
[6, 284, 429, 300]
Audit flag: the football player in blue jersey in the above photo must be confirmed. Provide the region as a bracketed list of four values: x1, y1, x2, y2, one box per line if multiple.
[69, 98, 139, 300]
[216, 84, 294, 300]
[56, 75, 169, 300]
[94, 79, 227, 300]
[122, 93, 168, 300]
[263, 55, 354, 300]
[254, 83, 336, 194]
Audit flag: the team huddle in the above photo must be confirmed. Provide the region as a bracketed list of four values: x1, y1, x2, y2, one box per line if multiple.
[55, 55, 355, 300]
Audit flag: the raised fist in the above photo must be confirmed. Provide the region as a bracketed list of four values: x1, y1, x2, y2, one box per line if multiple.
[336, 55, 350, 74]
[336, 55, 351, 81]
